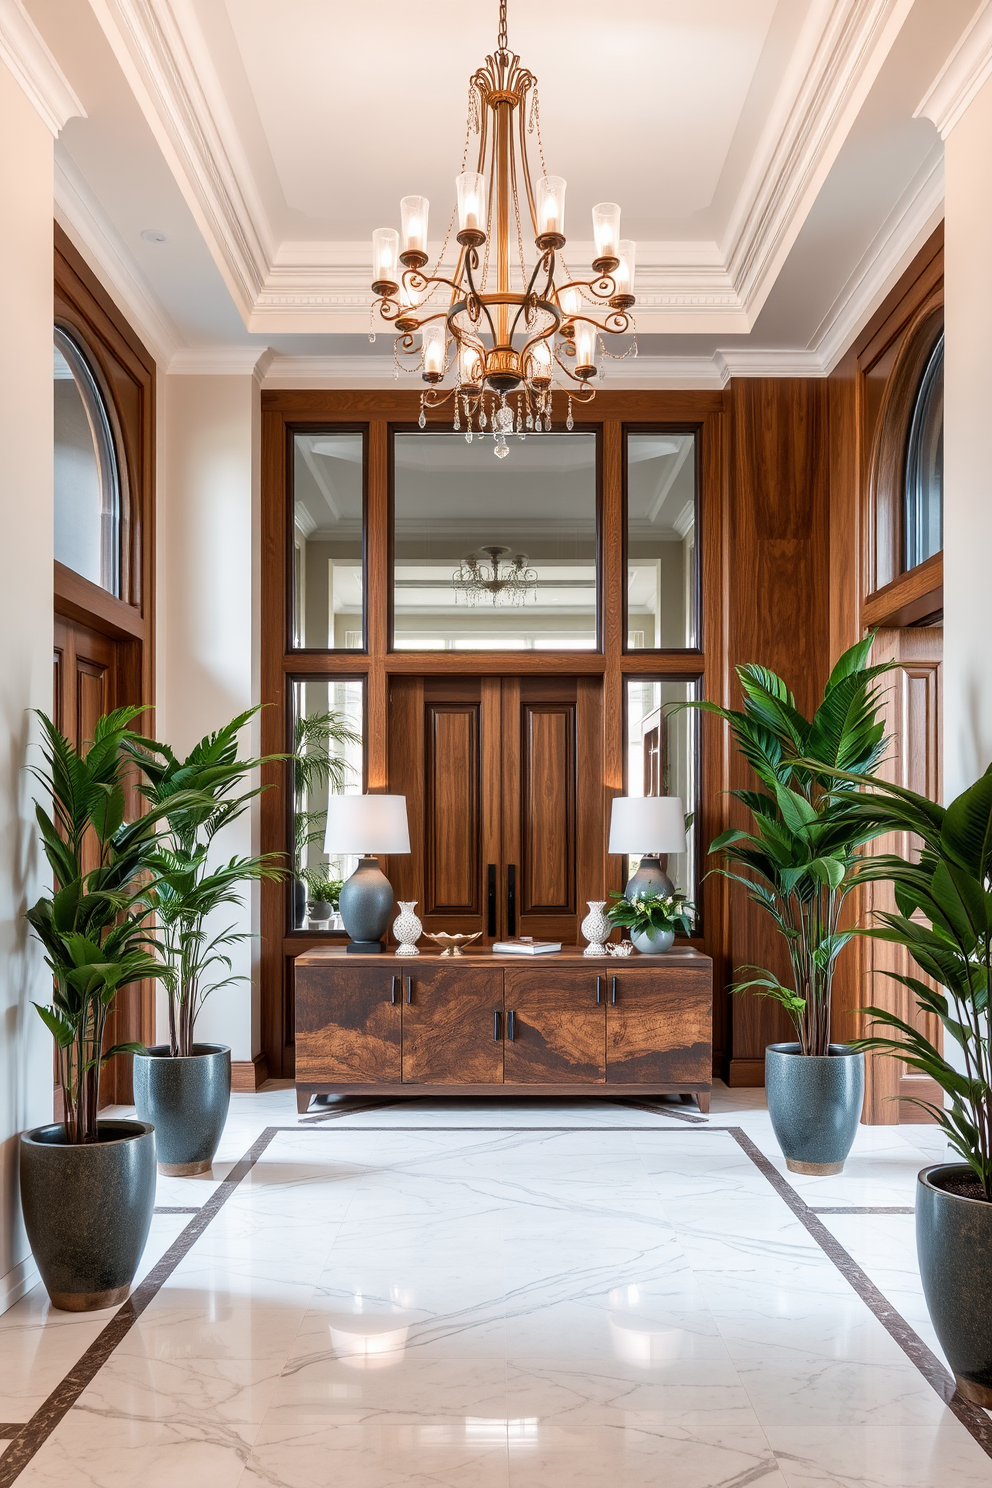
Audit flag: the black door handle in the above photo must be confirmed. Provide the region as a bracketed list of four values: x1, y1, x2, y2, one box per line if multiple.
[596, 975, 602, 1005]
[405, 975, 413, 1004]
[390, 975, 398, 1005]
[494, 1008, 501, 1042]
[507, 1009, 516, 1041]
[487, 864, 497, 937]
[507, 864, 517, 937]
[611, 975, 618, 1005]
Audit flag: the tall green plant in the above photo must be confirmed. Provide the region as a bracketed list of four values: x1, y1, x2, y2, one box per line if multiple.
[822, 766, 992, 1200]
[293, 708, 361, 897]
[125, 708, 288, 1058]
[27, 708, 186, 1142]
[682, 636, 893, 1055]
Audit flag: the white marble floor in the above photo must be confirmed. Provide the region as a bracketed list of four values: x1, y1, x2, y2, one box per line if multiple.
[0, 1084, 989, 1487]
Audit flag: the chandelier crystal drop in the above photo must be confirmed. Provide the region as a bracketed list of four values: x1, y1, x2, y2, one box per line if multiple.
[453, 546, 539, 605]
[370, 0, 636, 456]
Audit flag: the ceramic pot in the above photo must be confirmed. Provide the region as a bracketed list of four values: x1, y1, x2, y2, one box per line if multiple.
[308, 899, 333, 922]
[581, 901, 611, 955]
[764, 1042, 864, 1175]
[392, 900, 423, 956]
[630, 926, 675, 954]
[917, 1164, 992, 1405]
[19, 1119, 156, 1311]
[133, 1043, 231, 1176]
[293, 879, 308, 929]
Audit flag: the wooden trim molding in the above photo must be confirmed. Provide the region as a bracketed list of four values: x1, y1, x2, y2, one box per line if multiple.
[863, 551, 942, 629]
[231, 1054, 270, 1092]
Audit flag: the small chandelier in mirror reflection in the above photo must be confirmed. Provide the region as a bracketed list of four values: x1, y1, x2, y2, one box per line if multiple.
[453, 546, 538, 605]
[369, 0, 637, 458]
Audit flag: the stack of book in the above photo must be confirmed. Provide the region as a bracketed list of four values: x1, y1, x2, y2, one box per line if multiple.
[492, 938, 562, 955]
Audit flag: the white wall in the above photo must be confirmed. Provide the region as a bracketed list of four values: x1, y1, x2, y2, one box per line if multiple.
[159, 375, 261, 1061]
[0, 63, 57, 1309]
[943, 75, 992, 801]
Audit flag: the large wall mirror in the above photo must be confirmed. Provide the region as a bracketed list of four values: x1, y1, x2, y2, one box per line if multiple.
[626, 431, 699, 649]
[292, 431, 365, 649]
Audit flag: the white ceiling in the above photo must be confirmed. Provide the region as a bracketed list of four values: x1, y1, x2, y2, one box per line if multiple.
[17, 0, 987, 378]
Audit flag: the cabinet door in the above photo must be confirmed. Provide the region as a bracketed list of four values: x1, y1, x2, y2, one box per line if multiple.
[503, 966, 606, 1083]
[295, 964, 402, 1084]
[605, 967, 711, 1085]
[401, 965, 503, 1084]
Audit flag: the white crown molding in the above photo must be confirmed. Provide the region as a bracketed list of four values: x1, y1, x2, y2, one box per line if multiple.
[0, 0, 84, 134]
[716, 349, 826, 379]
[54, 148, 180, 366]
[167, 345, 273, 377]
[916, 0, 992, 138]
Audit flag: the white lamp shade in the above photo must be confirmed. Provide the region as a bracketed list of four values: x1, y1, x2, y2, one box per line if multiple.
[324, 794, 410, 856]
[609, 796, 686, 855]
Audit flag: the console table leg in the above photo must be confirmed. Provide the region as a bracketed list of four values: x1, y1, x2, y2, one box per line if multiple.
[296, 1089, 311, 1114]
[696, 1092, 711, 1114]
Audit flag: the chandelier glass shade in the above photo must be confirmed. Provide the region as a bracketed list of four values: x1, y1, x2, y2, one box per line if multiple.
[453, 546, 538, 606]
[370, 0, 636, 455]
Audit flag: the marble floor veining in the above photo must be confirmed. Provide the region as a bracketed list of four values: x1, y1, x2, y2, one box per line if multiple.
[0, 1085, 989, 1487]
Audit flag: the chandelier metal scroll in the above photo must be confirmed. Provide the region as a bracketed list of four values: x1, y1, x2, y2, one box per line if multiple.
[370, 0, 637, 457]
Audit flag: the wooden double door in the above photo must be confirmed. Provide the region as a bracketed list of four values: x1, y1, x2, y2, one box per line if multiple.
[388, 675, 604, 946]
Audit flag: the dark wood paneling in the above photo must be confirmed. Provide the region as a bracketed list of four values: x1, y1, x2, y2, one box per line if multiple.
[426, 703, 481, 913]
[295, 964, 401, 1083]
[606, 966, 712, 1085]
[503, 966, 605, 1083]
[520, 702, 575, 913]
[401, 964, 503, 1084]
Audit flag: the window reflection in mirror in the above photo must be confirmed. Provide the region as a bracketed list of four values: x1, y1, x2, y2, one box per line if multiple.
[291, 677, 364, 930]
[293, 432, 364, 649]
[54, 328, 121, 595]
[392, 431, 598, 650]
[903, 334, 943, 573]
[625, 677, 699, 906]
[626, 433, 698, 648]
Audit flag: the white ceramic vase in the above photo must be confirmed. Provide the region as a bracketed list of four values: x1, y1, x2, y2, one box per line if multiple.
[581, 900, 611, 956]
[392, 901, 423, 956]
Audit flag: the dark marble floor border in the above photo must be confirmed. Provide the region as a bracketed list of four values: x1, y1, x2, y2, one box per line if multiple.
[0, 1115, 988, 1480]
[152, 1206, 202, 1215]
[810, 1205, 915, 1214]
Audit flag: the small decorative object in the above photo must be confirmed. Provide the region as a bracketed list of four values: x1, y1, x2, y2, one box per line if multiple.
[605, 941, 634, 957]
[580, 900, 611, 956]
[424, 931, 483, 957]
[607, 890, 695, 955]
[325, 795, 411, 952]
[392, 901, 423, 955]
[608, 796, 688, 900]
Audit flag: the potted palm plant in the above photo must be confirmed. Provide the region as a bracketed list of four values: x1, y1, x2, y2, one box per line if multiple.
[606, 890, 695, 953]
[684, 636, 893, 1173]
[21, 708, 182, 1310]
[293, 707, 362, 928]
[822, 764, 992, 1404]
[126, 709, 287, 1175]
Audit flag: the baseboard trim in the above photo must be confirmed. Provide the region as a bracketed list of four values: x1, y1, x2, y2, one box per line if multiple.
[0, 1254, 39, 1315]
[726, 1057, 766, 1087]
[231, 1053, 269, 1092]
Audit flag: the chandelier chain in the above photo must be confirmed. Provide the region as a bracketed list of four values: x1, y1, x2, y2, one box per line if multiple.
[497, 0, 508, 55]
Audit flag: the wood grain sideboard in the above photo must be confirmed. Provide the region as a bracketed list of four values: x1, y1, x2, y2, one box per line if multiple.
[294, 946, 713, 1111]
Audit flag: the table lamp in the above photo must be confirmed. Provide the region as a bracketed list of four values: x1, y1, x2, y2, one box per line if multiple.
[608, 796, 687, 900]
[324, 794, 410, 952]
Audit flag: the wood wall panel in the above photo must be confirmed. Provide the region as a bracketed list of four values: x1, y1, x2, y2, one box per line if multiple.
[425, 704, 481, 913]
[520, 703, 575, 913]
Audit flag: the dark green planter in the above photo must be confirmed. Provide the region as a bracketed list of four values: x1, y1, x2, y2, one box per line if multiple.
[133, 1043, 231, 1176]
[765, 1042, 864, 1175]
[917, 1164, 992, 1406]
[19, 1119, 156, 1311]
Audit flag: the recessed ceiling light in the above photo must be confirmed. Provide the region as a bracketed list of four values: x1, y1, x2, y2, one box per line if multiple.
[140, 228, 170, 244]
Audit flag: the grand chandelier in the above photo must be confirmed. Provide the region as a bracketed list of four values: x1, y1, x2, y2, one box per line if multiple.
[370, 0, 636, 457]
[453, 546, 538, 606]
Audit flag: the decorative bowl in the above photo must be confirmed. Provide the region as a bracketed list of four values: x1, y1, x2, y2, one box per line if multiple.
[605, 941, 635, 957]
[423, 932, 483, 958]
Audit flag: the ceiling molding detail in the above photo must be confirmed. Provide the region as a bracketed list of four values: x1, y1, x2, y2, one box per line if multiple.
[87, 0, 917, 335]
[916, 0, 992, 138]
[0, 0, 85, 135]
[168, 346, 274, 377]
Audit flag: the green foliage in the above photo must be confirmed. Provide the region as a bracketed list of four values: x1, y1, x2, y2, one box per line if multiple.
[27, 707, 194, 1143]
[680, 635, 894, 1055]
[293, 708, 362, 900]
[125, 708, 289, 1057]
[308, 879, 343, 908]
[606, 891, 694, 937]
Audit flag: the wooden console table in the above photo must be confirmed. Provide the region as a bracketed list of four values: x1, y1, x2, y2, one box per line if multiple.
[294, 946, 712, 1112]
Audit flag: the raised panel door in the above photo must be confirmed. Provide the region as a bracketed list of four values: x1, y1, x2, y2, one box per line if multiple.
[503, 966, 606, 1083]
[295, 963, 402, 1084]
[401, 964, 503, 1084]
[605, 967, 711, 1085]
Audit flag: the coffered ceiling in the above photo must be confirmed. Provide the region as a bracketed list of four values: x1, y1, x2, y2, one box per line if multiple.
[17, 0, 988, 379]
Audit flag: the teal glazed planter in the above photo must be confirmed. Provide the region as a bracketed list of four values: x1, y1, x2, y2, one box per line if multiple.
[631, 927, 676, 954]
[19, 1119, 156, 1311]
[917, 1164, 992, 1406]
[133, 1043, 231, 1176]
[765, 1042, 864, 1175]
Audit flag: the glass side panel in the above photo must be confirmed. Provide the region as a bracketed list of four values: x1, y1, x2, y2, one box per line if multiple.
[393, 431, 598, 650]
[903, 335, 943, 572]
[54, 328, 121, 595]
[625, 677, 699, 908]
[291, 677, 364, 931]
[293, 432, 364, 649]
[626, 432, 698, 648]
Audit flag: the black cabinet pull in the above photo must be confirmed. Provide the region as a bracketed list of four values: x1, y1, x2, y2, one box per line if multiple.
[494, 1009, 501, 1042]
[390, 975, 398, 1006]
[405, 975, 413, 1005]
[596, 975, 602, 1005]
[507, 864, 517, 937]
[487, 864, 497, 937]
[507, 1009, 516, 1041]
[611, 975, 618, 1005]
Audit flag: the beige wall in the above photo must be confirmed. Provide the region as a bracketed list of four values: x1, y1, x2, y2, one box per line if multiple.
[160, 375, 261, 1060]
[0, 64, 56, 1309]
[943, 75, 992, 801]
